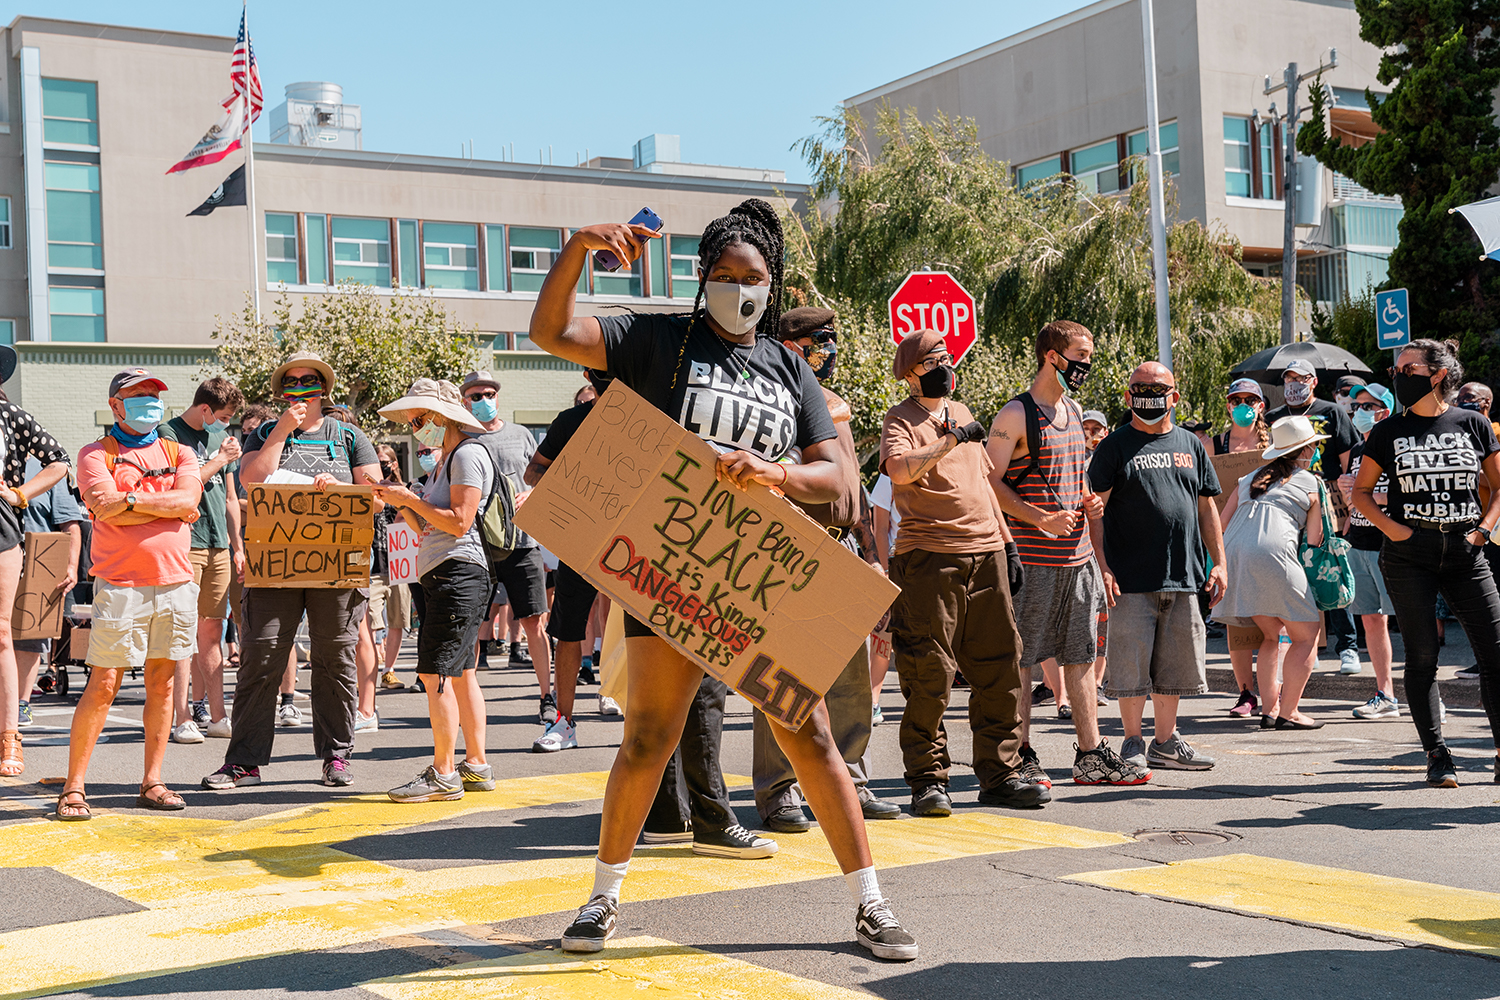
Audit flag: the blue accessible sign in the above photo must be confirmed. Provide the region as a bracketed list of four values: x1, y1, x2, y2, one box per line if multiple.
[1376, 288, 1411, 350]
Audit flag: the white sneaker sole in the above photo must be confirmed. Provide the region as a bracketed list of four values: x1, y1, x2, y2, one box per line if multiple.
[388, 788, 464, 803]
[640, 831, 693, 844]
[560, 927, 614, 953]
[856, 930, 919, 961]
[692, 840, 778, 859]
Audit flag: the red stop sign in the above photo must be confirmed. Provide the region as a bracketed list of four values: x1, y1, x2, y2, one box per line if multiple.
[888, 271, 978, 363]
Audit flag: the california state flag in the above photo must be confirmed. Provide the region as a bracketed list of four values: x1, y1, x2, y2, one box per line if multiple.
[166, 94, 246, 174]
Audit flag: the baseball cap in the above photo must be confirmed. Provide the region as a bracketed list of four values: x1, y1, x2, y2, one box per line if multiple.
[1335, 374, 1368, 396]
[460, 370, 501, 394]
[1081, 409, 1108, 426]
[109, 368, 168, 396]
[1226, 377, 1264, 399]
[1355, 382, 1394, 410]
[1283, 359, 1316, 379]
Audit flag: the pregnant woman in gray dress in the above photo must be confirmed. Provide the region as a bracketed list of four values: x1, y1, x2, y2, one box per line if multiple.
[1220, 416, 1327, 731]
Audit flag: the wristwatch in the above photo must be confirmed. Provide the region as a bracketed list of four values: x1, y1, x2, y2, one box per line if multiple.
[1478, 524, 1493, 545]
[125, 492, 138, 511]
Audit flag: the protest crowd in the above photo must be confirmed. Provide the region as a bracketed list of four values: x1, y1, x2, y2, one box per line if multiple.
[4, 200, 1500, 964]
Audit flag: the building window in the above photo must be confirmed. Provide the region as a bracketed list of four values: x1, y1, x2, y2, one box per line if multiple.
[422, 222, 479, 291]
[1070, 140, 1119, 194]
[49, 286, 105, 342]
[1258, 122, 1278, 199]
[669, 235, 700, 299]
[592, 253, 642, 297]
[265, 213, 298, 285]
[649, 232, 667, 297]
[0, 198, 10, 249]
[509, 227, 561, 293]
[1127, 121, 1180, 179]
[1016, 156, 1063, 188]
[305, 214, 329, 284]
[44, 162, 103, 271]
[397, 219, 418, 287]
[41, 78, 99, 147]
[513, 332, 541, 351]
[331, 216, 391, 286]
[485, 225, 506, 292]
[1224, 117, 1253, 197]
[0, 320, 13, 346]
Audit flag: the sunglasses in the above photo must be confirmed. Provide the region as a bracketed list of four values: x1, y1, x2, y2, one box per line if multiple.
[416, 448, 437, 456]
[281, 375, 324, 388]
[1388, 366, 1432, 379]
[1129, 383, 1175, 396]
[1227, 395, 1260, 406]
[465, 390, 498, 401]
[1353, 401, 1387, 411]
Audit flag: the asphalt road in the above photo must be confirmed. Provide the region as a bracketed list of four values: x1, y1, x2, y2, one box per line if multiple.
[2, 637, 1498, 1000]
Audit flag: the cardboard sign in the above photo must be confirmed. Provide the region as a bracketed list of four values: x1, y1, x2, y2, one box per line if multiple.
[386, 522, 420, 585]
[12, 532, 71, 640]
[1210, 450, 1265, 513]
[245, 485, 374, 588]
[1226, 623, 1265, 651]
[515, 381, 899, 732]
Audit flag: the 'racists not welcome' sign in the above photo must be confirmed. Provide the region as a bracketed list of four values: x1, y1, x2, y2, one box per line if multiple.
[516, 381, 898, 731]
[245, 485, 374, 588]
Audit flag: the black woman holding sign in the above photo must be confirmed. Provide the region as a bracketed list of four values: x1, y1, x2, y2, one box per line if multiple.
[529, 199, 918, 961]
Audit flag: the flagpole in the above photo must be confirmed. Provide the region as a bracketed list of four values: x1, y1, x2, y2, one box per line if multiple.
[243, 1, 261, 328]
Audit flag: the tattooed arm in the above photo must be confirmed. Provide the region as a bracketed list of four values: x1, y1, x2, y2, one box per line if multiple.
[886, 431, 958, 486]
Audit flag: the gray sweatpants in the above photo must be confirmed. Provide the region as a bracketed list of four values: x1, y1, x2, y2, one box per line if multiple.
[224, 586, 367, 768]
[751, 639, 873, 819]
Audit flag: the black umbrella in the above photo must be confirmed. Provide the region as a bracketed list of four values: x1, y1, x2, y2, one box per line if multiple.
[1229, 340, 1373, 382]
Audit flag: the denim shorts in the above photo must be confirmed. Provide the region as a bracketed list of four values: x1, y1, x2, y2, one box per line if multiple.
[1347, 547, 1392, 616]
[1104, 591, 1208, 698]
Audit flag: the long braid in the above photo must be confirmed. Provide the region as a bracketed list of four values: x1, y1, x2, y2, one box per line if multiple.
[672, 198, 786, 391]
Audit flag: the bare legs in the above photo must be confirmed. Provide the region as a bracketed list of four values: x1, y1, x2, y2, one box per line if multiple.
[418, 669, 487, 774]
[356, 616, 377, 719]
[193, 617, 227, 722]
[1120, 693, 1181, 744]
[63, 657, 175, 800]
[1364, 613, 1394, 695]
[1256, 616, 1320, 723]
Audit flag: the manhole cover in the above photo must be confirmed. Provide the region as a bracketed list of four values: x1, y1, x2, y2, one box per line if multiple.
[1133, 829, 1236, 846]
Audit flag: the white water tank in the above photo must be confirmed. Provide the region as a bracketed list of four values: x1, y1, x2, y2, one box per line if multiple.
[269, 82, 362, 150]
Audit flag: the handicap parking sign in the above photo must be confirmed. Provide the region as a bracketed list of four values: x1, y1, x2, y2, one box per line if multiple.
[1376, 288, 1410, 350]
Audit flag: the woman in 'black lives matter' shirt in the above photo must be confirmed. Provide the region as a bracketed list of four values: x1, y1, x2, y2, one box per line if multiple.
[528, 200, 918, 961]
[1353, 338, 1500, 789]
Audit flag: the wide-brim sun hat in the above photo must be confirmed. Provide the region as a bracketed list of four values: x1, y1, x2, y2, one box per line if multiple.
[270, 351, 337, 395]
[378, 378, 485, 431]
[1262, 414, 1330, 460]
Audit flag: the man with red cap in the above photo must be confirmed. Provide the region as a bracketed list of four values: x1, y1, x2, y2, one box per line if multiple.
[880, 330, 1047, 816]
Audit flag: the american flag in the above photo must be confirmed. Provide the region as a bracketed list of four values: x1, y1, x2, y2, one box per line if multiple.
[224, 6, 263, 123]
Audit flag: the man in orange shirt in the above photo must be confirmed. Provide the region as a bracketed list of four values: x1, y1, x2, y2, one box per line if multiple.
[56, 369, 203, 820]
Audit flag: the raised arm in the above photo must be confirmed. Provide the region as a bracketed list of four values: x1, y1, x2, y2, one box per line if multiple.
[529, 223, 660, 369]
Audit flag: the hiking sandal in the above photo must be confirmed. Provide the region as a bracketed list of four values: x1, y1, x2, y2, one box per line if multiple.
[55, 789, 91, 822]
[0, 729, 21, 777]
[136, 781, 186, 811]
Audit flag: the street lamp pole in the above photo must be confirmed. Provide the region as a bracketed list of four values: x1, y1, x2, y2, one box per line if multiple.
[1140, 0, 1172, 369]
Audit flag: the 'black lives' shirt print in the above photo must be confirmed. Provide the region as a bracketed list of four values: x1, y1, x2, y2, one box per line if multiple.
[1362, 406, 1500, 527]
[599, 312, 834, 462]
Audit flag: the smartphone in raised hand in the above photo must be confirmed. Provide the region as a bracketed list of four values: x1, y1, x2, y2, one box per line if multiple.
[594, 206, 663, 272]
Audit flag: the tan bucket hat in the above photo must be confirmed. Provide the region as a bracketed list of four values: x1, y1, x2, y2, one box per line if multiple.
[1262, 414, 1330, 460]
[270, 351, 337, 396]
[378, 378, 485, 431]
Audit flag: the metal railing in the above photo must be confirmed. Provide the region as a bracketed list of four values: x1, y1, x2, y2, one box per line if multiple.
[1331, 172, 1401, 205]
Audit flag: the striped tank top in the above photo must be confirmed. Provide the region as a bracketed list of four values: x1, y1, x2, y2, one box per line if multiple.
[1003, 397, 1094, 568]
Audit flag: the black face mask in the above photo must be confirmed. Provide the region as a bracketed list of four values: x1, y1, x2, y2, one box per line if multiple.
[1394, 372, 1438, 409]
[918, 364, 957, 398]
[1129, 385, 1174, 425]
[1052, 353, 1092, 393]
[1457, 400, 1485, 412]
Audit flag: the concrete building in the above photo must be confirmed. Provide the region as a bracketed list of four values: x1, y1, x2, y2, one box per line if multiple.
[846, 0, 1399, 311]
[2, 16, 806, 459]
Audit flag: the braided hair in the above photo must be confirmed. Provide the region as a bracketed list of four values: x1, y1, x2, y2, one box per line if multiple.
[671, 199, 785, 390]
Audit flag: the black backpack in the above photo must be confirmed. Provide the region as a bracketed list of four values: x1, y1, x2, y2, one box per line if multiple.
[1000, 392, 1079, 501]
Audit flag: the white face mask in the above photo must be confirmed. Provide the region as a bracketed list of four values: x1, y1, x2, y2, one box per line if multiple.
[1283, 380, 1313, 406]
[703, 281, 769, 336]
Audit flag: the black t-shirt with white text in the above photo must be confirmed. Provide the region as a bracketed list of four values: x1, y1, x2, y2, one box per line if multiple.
[1265, 397, 1358, 480]
[598, 312, 834, 461]
[1088, 424, 1221, 594]
[1360, 406, 1499, 528]
[538, 400, 594, 461]
[1342, 440, 1388, 551]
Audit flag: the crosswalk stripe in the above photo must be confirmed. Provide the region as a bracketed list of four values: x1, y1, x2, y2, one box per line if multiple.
[0, 771, 1127, 998]
[1064, 853, 1500, 955]
[360, 935, 873, 1000]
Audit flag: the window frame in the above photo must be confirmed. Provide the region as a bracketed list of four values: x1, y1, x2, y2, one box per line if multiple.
[43, 160, 103, 273]
[0, 197, 11, 250]
[1126, 121, 1180, 182]
[330, 216, 393, 287]
[508, 226, 563, 293]
[1069, 139, 1121, 195]
[48, 285, 105, 342]
[40, 78, 100, 149]
[420, 221, 480, 291]
[265, 212, 299, 285]
[1223, 116, 1253, 199]
[668, 234, 700, 299]
[1016, 155, 1063, 188]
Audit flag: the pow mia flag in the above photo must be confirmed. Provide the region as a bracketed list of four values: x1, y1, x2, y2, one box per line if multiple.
[187, 164, 247, 216]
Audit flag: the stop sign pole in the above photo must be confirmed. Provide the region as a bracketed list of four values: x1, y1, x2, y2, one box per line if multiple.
[888, 271, 979, 364]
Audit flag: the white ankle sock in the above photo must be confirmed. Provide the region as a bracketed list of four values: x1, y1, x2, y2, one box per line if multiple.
[845, 866, 882, 906]
[592, 857, 629, 902]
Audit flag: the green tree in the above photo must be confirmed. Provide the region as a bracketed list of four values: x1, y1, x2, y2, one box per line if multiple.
[784, 106, 1282, 459]
[212, 282, 481, 436]
[1297, 1, 1500, 376]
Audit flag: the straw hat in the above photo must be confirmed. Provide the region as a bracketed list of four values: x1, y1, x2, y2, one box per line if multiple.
[1262, 414, 1329, 460]
[378, 378, 486, 431]
[270, 351, 337, 395]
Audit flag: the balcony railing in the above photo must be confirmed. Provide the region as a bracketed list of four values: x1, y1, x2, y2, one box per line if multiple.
[1332, 172, 1401, 205]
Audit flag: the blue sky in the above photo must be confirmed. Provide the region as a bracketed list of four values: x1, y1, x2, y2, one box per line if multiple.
[8, 1, 1097, 183]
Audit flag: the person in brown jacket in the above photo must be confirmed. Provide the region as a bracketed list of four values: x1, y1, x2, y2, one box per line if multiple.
[752, 307, 901, 831]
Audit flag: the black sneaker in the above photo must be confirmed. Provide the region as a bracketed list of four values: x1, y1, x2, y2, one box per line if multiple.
[1456, 664, 1480, 680]
[764, 803, 811, 833]
[1031, 682, 1054, 706]
[855, 899, 918, 961]
[511, 643, 533, 667]
[1018, 744, 1051, 789]
[1427, 747, 1459, 788]
[910, 783, 952, 817]
[540, 692, 559, 725]
[692, 823, 777, 859]
[560, 894, 618, 952]
[977, 776, 1051, 809]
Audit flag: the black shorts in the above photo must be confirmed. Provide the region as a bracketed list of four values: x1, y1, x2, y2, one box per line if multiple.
[488, 547, 547, 620]
[546, 563, 599, 642]
[417, 560, 491, 677]
[623, 612, 654, 639]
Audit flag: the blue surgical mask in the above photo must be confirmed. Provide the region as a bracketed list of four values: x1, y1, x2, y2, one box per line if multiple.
[468, 397, 498, 423]
[418, 452, 438, 473]
[120, 396, 165, 434]
[206, 418, 229, 433]
[1352, 407, 1379, 434]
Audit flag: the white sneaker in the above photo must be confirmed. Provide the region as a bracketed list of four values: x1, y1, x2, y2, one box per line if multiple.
[1339, 650, 1362, 674]
[598, 695, 622, 716]
[354, 709, 379, 733]
[170, 721, 204, 744]
[205, 716, 233, 739]
[533, 717, 578, 753]
[277, 703, 303, 728]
